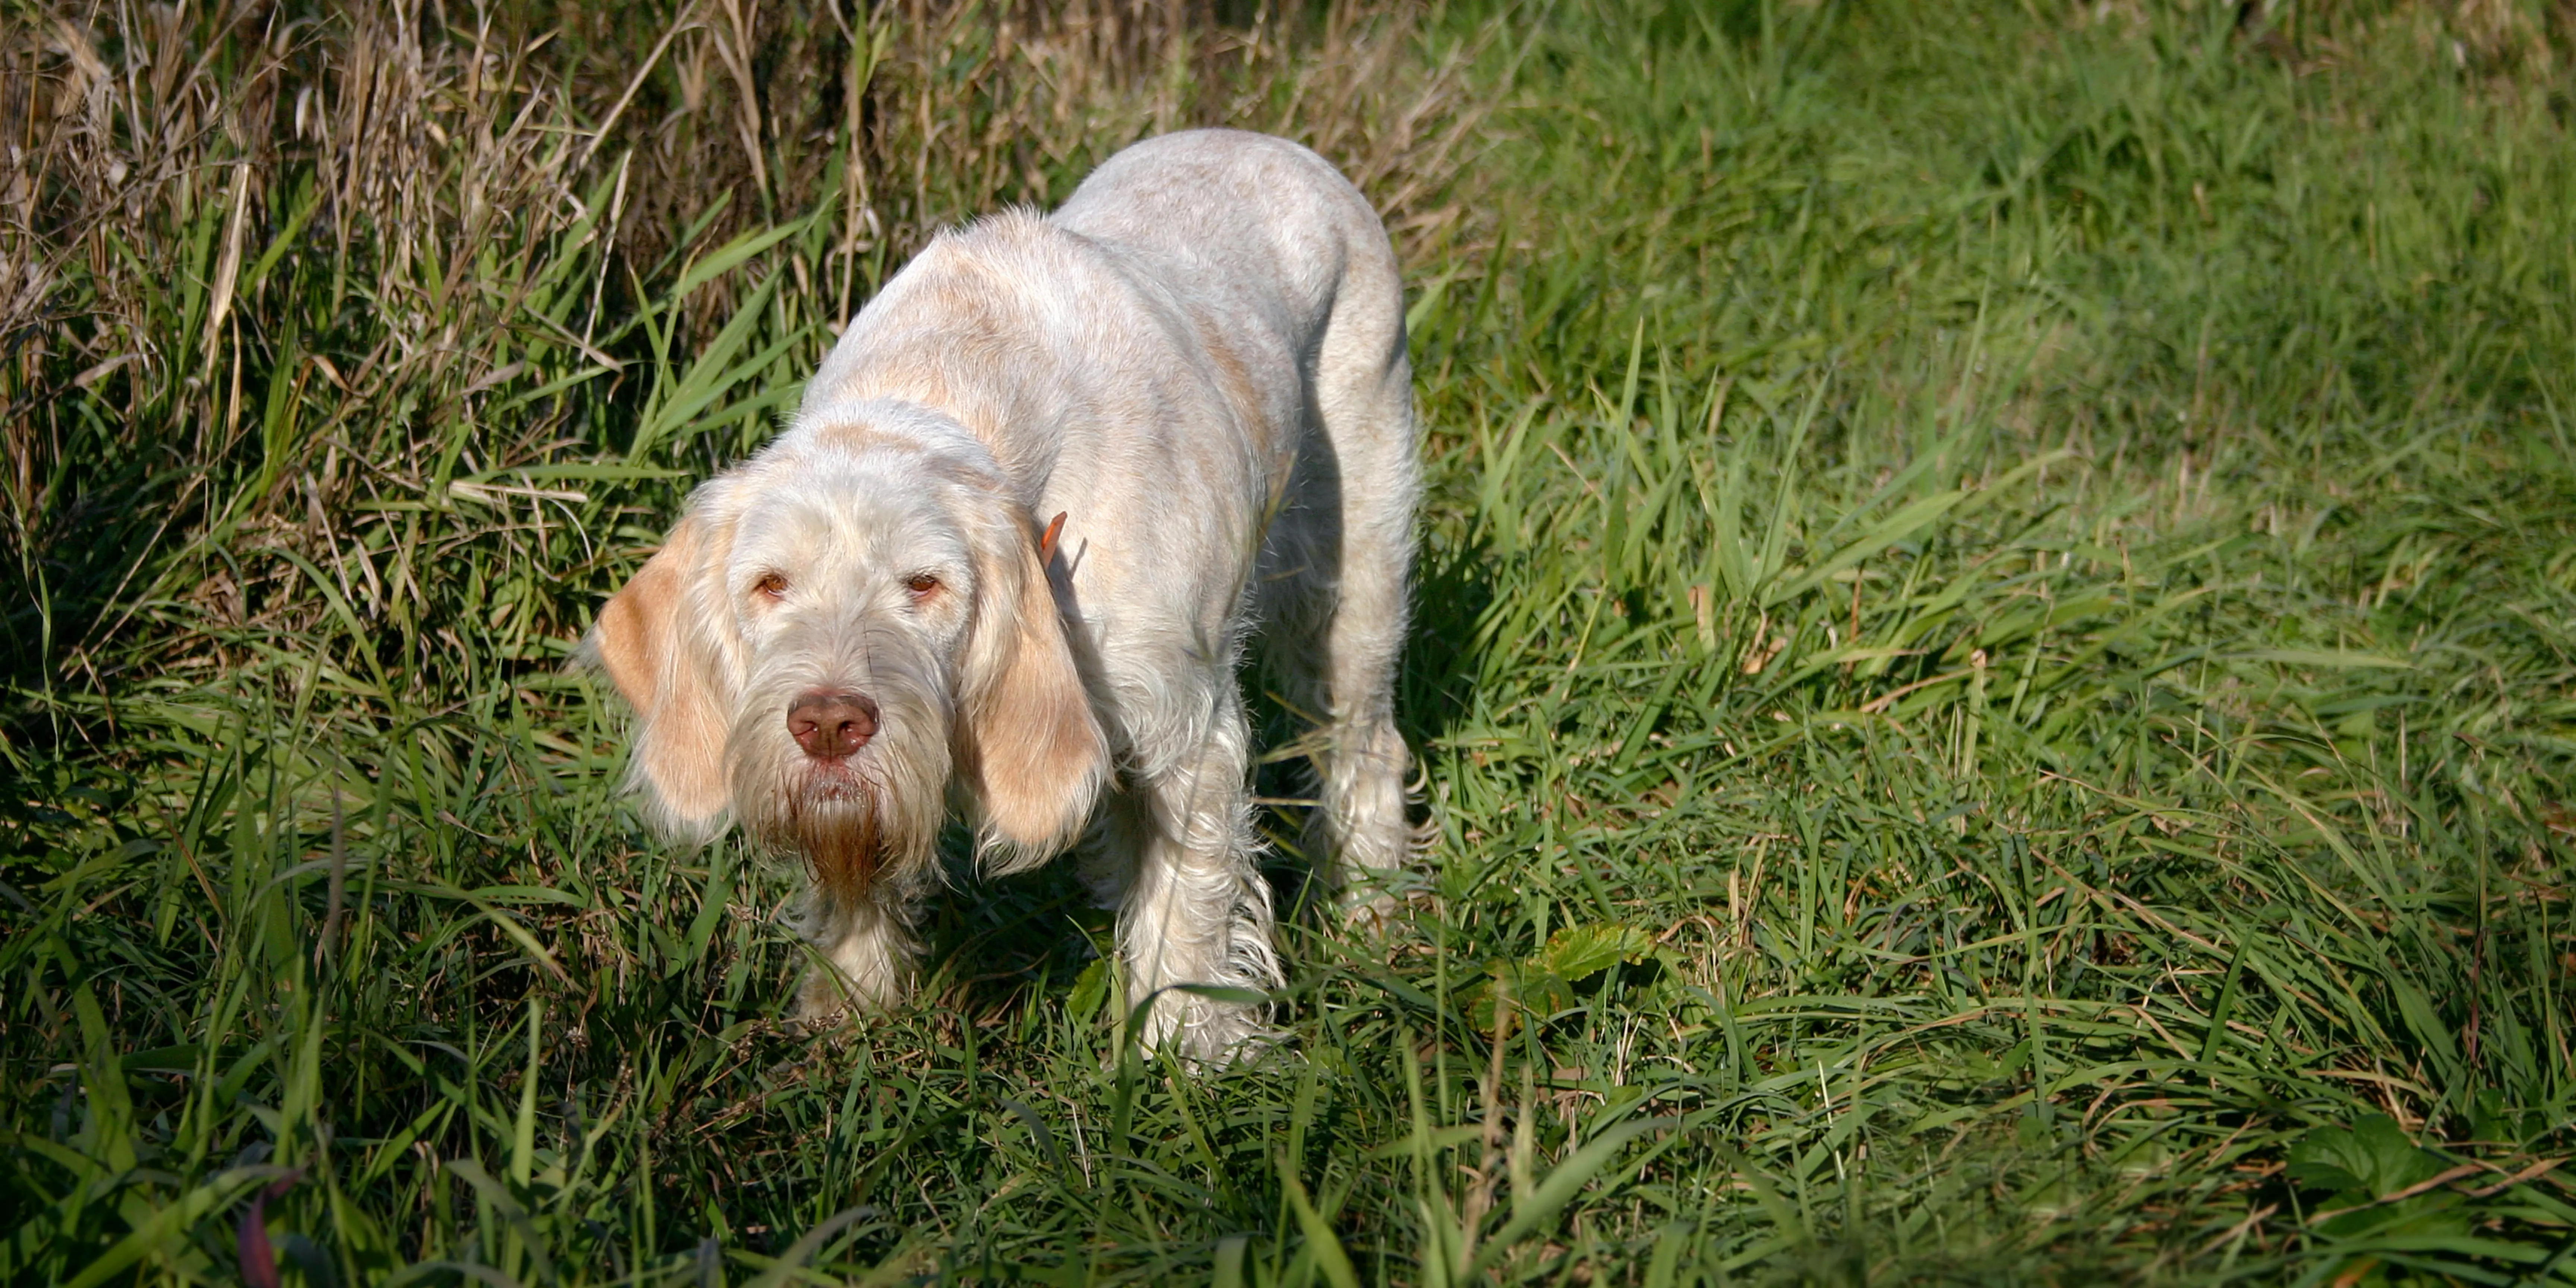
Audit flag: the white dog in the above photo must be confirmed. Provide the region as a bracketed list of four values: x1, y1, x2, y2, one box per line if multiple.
[586, 130, 1418, 1061]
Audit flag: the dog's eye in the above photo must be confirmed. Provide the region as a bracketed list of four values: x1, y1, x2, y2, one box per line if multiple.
[754, 573, 788, 600]
[904, 573, 940, 599]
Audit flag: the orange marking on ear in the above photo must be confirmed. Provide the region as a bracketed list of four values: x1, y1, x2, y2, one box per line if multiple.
[1038, 511, 1067, 562]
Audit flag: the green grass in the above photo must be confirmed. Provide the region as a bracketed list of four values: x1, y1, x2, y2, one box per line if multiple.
[6, 1, 2576, 1283]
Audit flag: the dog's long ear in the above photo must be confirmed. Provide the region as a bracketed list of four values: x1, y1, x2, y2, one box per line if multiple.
[957, 510, 1108, 866]
[589, 512, 736, 838]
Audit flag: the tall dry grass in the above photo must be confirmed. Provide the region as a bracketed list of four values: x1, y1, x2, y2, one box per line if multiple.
[0, 0, 1487, 753]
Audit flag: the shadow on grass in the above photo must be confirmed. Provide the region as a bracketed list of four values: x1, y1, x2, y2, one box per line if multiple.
[911, 847, 1109, 1024]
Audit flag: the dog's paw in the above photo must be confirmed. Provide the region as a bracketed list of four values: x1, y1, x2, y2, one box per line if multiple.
[1126, 988, 1280, 1070]
[1333, 866, 1421, 941]
[1339, 889, 1402, 940]
[1170, 1009, 1282, 1071]
[792, 972, 873, 1033]
[782, 1010, 852, 1043]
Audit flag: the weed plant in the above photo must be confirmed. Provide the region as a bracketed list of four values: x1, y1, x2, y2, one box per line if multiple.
[3, 1, 2574, 1284]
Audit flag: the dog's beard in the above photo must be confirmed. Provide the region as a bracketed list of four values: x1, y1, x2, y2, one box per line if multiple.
[728, 676, 951, 899]
[780, 774, 885, 894]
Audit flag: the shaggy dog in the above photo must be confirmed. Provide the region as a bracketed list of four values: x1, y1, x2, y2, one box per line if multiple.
[586, 129, 1418, 1062]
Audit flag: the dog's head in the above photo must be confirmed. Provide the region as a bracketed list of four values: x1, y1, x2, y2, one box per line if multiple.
[585, 402, 1108, 893]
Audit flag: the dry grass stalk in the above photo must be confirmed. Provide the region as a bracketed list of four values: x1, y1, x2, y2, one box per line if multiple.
[0, 0, 1474, 726]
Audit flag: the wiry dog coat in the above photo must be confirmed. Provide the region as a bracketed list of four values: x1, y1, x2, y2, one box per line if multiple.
[588, 129, 1418, 1061]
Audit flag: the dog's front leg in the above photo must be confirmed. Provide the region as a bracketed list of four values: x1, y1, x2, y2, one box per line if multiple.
[795, 878, 919, 1023]
[1096, 705, 1282, 1065]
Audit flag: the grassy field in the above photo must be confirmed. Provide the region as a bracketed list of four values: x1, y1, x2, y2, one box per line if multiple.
[6, 0, 2576, 1283]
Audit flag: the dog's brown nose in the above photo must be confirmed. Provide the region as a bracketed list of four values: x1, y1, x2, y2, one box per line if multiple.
[787, 690, 880, 759]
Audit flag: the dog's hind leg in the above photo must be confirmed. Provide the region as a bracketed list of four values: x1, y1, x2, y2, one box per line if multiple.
[1297, 250, 1421, 915]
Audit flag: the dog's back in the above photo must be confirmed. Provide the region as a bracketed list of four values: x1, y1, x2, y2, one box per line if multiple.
[811, 131, 1400, 501]
[1050, 129, 1399, 351]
